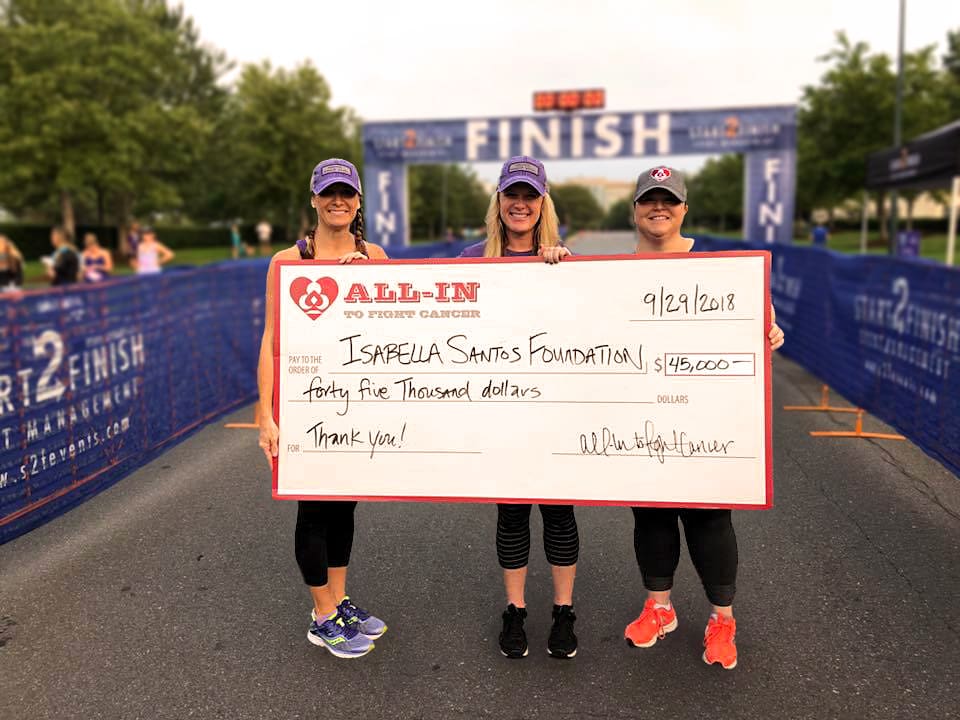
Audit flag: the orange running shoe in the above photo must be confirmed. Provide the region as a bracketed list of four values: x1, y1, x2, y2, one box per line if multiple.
[624, 598, 678, 648]
[702, 614, 737, 669]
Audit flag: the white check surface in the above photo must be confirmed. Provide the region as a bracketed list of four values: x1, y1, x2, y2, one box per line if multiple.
[275, 255, 770, 506]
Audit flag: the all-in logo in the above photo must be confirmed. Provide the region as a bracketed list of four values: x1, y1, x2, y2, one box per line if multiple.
[650, 166, 671, 181]
[290, 277, 339, 319]
[289, 277, 480, 319]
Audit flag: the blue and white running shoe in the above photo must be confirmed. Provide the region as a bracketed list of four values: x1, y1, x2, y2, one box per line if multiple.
[338, 596, 388, 639]
[307, 614, 374, 658]
[312, 597, 388, 639]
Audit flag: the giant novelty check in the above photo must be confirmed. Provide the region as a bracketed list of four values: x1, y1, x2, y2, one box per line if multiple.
[273, 253, 772, 508]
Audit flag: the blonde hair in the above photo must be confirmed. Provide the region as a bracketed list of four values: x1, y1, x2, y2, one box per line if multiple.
[0, 234, 23, 262]
[482, 191, 561, 258]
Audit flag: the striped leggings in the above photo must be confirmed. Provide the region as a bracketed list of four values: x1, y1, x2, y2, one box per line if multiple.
[496, 504, 579, 569]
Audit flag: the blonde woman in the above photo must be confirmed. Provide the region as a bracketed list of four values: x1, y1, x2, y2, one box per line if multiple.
[460, 156, 577, 660]
[257, 158, 387, 659]
[0, 234, 25, 290]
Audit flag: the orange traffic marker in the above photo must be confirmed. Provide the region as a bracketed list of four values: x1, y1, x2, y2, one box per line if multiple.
[783, 384, 859, 414]
[810, 409, 906, 440]
[225, 406, 260, 429]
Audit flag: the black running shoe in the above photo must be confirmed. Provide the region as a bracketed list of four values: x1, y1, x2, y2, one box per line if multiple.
[499, 604, 529, 658]
[547, 604, 577, 658]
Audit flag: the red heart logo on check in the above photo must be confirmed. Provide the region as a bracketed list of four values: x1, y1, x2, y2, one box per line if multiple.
[290, 276, 339, 319]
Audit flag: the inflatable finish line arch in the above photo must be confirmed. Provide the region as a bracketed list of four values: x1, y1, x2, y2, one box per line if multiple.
[362, 105, 796, 247]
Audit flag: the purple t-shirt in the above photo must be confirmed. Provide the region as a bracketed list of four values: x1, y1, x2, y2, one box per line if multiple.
[458, 241, 539, 258]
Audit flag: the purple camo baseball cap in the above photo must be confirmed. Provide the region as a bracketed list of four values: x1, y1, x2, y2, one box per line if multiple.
[310, 158, 363, 195]
[497, 155, 548, 196]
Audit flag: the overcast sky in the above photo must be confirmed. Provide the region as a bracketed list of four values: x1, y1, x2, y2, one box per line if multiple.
[179, 0, 959, 183]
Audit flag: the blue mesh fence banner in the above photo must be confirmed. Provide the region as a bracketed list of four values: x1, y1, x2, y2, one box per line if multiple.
[694, 236, 960, 477]
[5, 240, 956, 542]
[0, 261, 268, 544]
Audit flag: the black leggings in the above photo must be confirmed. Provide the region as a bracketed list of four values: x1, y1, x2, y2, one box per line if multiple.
[496, 504, 579, 569]
[631, 507, 737, 607]
[294, 500, 357, 587]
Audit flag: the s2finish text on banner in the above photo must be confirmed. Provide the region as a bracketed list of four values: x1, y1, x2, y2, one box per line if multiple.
[273, 254, 773, 508]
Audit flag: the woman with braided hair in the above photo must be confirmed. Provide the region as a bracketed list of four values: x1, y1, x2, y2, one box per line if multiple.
[257, 158, 387, 658]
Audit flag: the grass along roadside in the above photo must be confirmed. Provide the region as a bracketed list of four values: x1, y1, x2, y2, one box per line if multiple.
[687, 228, 953, 263]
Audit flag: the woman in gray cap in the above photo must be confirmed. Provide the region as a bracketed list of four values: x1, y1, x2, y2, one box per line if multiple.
[622, 165, 784, 671]
[461, 156, 579, 661]
[257, 158, 387, 659]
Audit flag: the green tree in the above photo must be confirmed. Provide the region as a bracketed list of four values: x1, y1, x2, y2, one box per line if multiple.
[408, 164, 488, 240]
[685, 155, 743, 231]
[797, 33, 953, 243]
[797, 33, 895, 224]
[944, 28, 960, 117]
[0, 0, 229, 236]
[602, 197, 634, 230]
[550, 183, 604, 232]
[205, 61, 359, 236]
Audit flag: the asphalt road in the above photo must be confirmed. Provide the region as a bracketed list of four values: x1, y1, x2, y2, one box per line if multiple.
[2, 233, 958, 720]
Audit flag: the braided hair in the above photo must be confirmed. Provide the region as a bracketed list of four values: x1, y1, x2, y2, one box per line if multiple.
[350, 203, 367, 256]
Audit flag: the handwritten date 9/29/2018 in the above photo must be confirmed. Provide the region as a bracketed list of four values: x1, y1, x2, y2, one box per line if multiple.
[642, 285, 736, 318]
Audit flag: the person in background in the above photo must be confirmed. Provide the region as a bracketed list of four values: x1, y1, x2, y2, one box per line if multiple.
[0, 234, 25, 290]
[622, 165, 784, 671]
[810, 218, 829, 247]
[257, 158, 388, 659]
[134, 227, 174, 275]
[231, 223, 254, 258]
[460, 156, 578, 661]
[44, 226, 81, 286]
[256, 219, 272, 256]
[230, 223, 243, 259]
[124, 220, 142, 268]
[81, 232, 114, 282]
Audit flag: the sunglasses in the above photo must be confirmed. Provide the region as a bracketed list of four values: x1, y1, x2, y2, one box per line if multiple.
[317, 185, 359, 199]
[636, 194, 682, 206]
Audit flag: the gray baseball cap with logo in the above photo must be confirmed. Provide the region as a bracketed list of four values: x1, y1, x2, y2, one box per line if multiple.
[633, 166, 687, 203]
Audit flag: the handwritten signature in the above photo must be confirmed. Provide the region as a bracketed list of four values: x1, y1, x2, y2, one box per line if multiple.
[578, 421, 735, 463]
